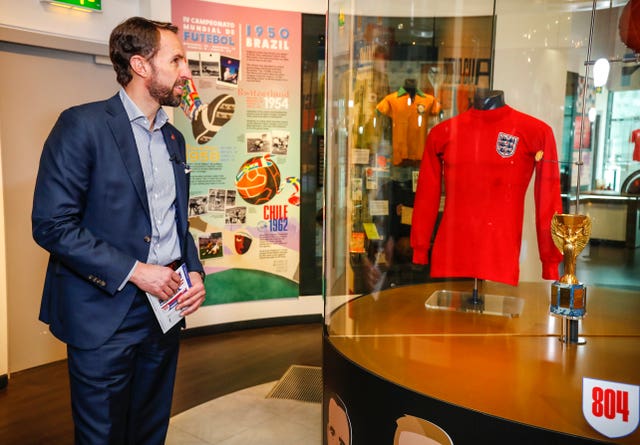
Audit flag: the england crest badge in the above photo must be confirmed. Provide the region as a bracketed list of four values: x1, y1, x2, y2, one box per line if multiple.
[496, 132, 519, 158]
[583, 377, 639, 439]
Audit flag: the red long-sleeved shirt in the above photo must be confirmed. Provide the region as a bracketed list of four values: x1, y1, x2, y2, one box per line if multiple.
[631, 129, 640, 162]
[410, 105, 563, 286]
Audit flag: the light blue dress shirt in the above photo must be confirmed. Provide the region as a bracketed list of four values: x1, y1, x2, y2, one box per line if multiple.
[119, 89, 182, 287]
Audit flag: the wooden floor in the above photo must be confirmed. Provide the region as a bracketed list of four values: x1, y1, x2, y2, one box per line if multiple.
[0, 322, 323, 445]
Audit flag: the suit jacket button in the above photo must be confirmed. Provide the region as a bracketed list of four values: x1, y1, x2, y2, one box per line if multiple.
[144, 236, 151, 243]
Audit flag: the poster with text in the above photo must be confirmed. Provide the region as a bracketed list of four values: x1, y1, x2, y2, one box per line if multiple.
[173, 1, 301, 305]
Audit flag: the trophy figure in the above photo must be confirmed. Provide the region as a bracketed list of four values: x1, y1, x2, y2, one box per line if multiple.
[549, 213, 592, 344]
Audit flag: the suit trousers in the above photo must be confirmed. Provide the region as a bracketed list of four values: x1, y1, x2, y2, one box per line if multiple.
[67, 292, 180, 445]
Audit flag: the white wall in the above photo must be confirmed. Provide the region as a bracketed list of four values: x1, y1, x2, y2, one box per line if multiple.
[199, 0, 325, 14]
[0, 0, 141, 46]
[0, 0, 325, 49]
[0, 43, 121, 372]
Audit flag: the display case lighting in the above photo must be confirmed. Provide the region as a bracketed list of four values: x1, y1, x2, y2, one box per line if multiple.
[592, 57, 610, 87]
[40, 0, 102, 13]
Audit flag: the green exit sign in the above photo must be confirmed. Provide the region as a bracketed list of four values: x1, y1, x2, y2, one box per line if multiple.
[46, 0, 102, 12]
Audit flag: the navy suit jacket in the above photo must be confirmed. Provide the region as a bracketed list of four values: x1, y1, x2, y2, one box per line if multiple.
[32, 94, 203, 350]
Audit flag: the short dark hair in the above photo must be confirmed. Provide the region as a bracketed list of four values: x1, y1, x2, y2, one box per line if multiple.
[109, 17, 179, 87]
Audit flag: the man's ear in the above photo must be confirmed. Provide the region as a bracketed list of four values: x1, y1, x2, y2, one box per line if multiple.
[129, 55, 149, 78]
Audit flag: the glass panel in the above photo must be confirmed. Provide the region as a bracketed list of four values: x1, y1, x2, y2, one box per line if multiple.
[299, 13, 326, 295]
[323, 1, 639, 441]
[600, 90, 640, 192]
[325, 1, 640, 321]
[325, 1, 497, 321]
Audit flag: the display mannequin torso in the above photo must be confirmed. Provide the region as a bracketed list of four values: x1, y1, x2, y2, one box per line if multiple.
[376, 78, 441, 165]
[473, 88, 505, 110]
[404, 78, 417, 101]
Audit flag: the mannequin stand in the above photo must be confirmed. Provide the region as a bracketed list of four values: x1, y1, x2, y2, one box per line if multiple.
[425, 278, 524, 318]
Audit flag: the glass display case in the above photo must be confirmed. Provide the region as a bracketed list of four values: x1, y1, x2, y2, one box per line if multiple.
[599, 89, 640, 192]
[323, 1, 640, 444]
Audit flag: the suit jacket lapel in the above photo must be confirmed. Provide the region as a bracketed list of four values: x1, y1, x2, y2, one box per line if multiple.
[105, 94, 150, 219]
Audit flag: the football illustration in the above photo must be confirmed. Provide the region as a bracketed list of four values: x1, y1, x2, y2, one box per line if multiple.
[192, 94, 236, 144]
[235, 154, 281, 205]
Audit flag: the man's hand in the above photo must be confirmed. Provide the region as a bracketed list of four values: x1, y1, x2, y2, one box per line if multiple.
[129, 262, 182, 301]
[176, 272, 206, 316]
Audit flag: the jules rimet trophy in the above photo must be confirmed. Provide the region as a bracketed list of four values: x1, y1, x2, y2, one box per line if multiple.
[549, 213, 592, 319]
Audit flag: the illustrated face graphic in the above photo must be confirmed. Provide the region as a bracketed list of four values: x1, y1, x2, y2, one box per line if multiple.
[397, 431, 442, 445]
[234, 232, 252, 254]
[393, 415, 452, 445]
[327, 397, 350, 445]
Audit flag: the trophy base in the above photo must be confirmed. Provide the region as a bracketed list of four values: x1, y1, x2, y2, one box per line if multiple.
[550, 281, 586, 319]
[425, 289, 524, 318]
[559, 317, 587, 345]
[559, 336, 587, 345]
[550, 282, 587, 345]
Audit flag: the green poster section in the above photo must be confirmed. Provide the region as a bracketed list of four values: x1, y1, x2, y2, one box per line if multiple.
[203, 269, 299, 305]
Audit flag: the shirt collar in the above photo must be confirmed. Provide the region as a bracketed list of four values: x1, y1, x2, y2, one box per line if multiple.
[118, 88, 169, 130]
[397, 87, 427, 98]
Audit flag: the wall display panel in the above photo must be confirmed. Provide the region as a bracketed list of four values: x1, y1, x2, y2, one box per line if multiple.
[172, 0, 302, 305]
[324, 1, 640, 444]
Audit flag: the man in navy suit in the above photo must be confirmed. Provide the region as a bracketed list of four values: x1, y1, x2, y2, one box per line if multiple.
[32, 17, 206, 444]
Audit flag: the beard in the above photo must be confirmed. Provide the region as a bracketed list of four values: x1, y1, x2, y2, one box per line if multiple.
[147, 66, 183, 107]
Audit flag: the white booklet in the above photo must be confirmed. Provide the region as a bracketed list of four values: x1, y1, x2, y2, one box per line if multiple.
[146, 263, 191, 333]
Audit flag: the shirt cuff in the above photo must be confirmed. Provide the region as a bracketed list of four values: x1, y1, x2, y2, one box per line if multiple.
[412, 248, 430, 265]
[541, 261, 560, 281]
[193, 270, 206, 282]
[118, 260, 138, 291]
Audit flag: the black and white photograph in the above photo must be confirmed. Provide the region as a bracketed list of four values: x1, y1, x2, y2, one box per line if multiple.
[188, 195, 207, 216]
[225, 189, 237, 207]
[271, 130, 290, 155]
[201, 52, 220, 78]
[187, 51, 201, 76]
[208, 189, 226, 212]
[246, 132, 271, 153]
[225, 206, 247, 225]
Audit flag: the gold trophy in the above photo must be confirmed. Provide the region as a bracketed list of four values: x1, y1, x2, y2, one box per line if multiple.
[550, 213, 592, 343]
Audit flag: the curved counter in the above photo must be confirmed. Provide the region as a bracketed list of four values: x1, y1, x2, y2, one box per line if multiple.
[323, 281, 640, 444]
